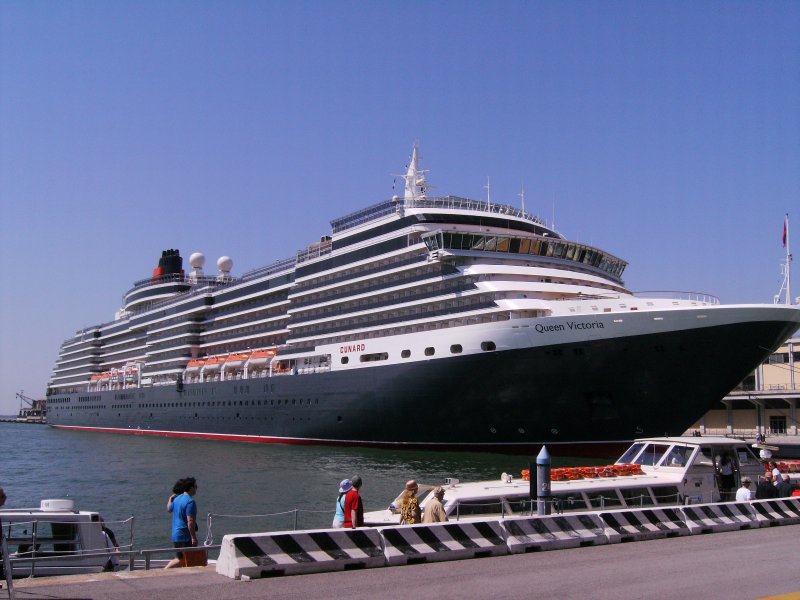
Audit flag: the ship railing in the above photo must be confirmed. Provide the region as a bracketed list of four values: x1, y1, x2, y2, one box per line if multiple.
[291, 280, 475, 321]
[699, 427, 799, 439]
[405, 195, 548, 228]
[291, 254, 429, 299]
[203, 509, 333, 545]
[330, 195, 548, 235]
[240, 256, 296, 281]
[633, 291, 721, 305]
[296, 240, 333, 264]
[7, 544, 222, 573]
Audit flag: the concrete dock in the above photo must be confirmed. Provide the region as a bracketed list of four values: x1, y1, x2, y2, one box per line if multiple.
[6, 524, 799, 600]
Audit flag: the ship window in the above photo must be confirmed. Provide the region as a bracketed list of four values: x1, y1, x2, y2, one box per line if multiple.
[401, 350, 411, 358]
[424, 347, 435, 356]
[481, 341, 496, 352]
[620, 487, 655, 507]
[341, 357, 349, 364]
[360, 352, 388, 362]
[586, 490, 622, 509]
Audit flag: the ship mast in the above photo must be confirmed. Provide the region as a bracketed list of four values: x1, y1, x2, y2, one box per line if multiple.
[403, 145, 429, 204]
[775, 213, 793, 305]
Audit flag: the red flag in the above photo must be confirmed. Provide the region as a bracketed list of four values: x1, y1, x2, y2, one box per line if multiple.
[783, 216, 787, 248]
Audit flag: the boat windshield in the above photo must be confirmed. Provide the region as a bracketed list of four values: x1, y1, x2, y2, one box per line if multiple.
[659, 444, 693, 467]
[617, 443, 646, 464]
[618, 442, 695, 467]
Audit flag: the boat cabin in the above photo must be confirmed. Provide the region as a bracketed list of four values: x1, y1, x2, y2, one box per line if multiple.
[1, 499, 121, 577]
[363, 436, 778, 526]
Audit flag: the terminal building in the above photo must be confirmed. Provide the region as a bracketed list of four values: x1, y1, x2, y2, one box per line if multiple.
[689, 334, 799, 439]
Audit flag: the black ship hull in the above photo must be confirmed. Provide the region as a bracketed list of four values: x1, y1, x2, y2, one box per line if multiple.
[48, 317, 796, 456]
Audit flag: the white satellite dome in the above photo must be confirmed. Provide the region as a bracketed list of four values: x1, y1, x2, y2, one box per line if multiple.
[189, 252, 206, 269]
[217, 256, 233, 273]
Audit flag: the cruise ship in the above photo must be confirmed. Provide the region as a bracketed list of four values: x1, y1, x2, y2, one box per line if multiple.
[46, 148, 800, 454]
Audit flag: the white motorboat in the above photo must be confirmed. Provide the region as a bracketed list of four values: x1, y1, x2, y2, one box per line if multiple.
[1, 499, 123, 577]
[364, 436, 800, 525]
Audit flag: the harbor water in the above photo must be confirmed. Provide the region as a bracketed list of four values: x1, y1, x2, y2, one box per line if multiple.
[0, 422, 611, 550]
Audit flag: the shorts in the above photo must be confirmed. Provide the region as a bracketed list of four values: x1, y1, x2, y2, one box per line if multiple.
[174, 540, 195, 559]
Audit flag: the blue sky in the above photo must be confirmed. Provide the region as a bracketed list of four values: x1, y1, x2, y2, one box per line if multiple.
[1, 1, 798, 414]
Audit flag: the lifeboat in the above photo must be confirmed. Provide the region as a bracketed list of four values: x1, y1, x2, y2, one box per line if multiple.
[202, 356, 226, 372]
[185, 359, 206, 373]
[223, 353, 250, 370]
[247, 348, 277, 366]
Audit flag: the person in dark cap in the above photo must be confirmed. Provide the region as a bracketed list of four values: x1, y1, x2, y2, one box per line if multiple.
[776, 474, 796, 498]
[343, 475, 364, 529]
[755, 471, 778, 500]
[422, 486, 448, 523]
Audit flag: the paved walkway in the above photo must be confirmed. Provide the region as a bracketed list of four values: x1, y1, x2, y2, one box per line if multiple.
[6, 525, 799, 600]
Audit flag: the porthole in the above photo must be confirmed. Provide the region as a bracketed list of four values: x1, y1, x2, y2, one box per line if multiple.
[424, 347, 435, 356]
[450, 344, 463, 354]
[341, 356, 349, 365]
[481, 341, 496, 352]
[401, 349, 411, 358]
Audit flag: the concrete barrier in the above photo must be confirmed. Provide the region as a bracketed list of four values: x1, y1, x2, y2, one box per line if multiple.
[749, 497, 800, 527]
[379, 520, 507, 566]
[679, 502, 756, 534]
[600, 507, 689, 543]
[216, 528, 385, 579]
[501, 513, 608, 553]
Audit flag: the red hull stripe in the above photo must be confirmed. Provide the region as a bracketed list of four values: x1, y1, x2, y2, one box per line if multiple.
[48, 425, 627, 457]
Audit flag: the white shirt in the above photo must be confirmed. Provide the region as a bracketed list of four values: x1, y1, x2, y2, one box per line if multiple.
[735, 486, 752, 502]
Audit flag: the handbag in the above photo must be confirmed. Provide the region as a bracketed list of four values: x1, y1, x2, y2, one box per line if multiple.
[181, 548, 208, 567]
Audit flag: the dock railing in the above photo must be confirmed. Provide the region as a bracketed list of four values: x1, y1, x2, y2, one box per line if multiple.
[7, 544, 222, 575]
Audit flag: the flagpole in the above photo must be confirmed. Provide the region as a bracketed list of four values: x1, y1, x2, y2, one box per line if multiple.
[786, 214, 791, 305]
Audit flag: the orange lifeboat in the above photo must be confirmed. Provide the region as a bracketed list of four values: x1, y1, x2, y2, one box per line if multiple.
[185, 359, 206, 373]
[223, 353, 250, 369]
[248, 348, 277, 366]
[202, 356, 226, 371]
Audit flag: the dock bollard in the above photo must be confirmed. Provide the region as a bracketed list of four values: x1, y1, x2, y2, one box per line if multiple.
[536, 446, 551, 516]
